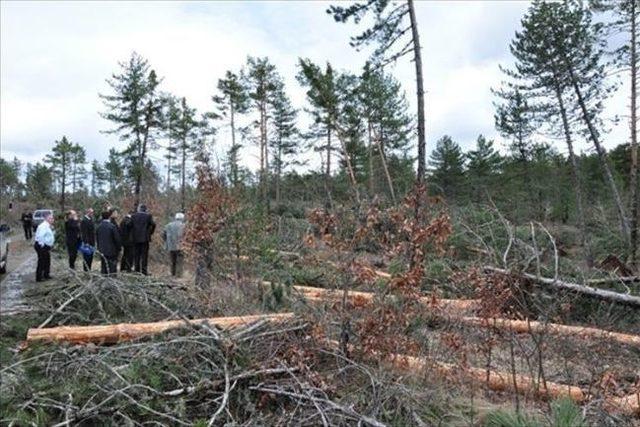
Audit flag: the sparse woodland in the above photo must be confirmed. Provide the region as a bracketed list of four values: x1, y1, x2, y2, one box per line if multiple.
[1, 1, 639, 426]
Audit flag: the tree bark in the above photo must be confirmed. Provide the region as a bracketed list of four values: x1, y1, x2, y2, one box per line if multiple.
[368, 120, 374, 196]
[629, 0, 638, 268]
[407, 0, 426, 184]
[377, 127, 396, 203]
[324, 126, 334, 209]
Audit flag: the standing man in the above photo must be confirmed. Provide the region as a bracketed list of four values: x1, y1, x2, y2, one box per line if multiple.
[132, 204, 156, 275]
[21, 210, 33, 240]
[34, 213, 54, 282]
[163, 213, 185, 277]
[80, 208, 96, 271]
[119, 211, 135, 272]
[96, 211, 121, 275]
[64, 210, 81, 269]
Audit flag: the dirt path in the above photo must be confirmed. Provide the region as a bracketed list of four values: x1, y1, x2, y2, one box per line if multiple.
[0, 236, 36, 316]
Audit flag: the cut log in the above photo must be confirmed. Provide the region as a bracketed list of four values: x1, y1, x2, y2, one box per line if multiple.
[396, 353, 586, 402]
[607, 391, 640, 416]
[294, 285, 479, 312]
[485, 267, 640, 307]
[298, 285, 640, 348]
[325, 339, 585, 403]
[26, 313, 295, 345]
[457, 317, 640, 348]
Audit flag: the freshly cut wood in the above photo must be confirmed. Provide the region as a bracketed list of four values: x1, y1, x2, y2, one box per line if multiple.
[485, 267, 640, 307]
[294, 285, 479, 312]
[395, 353, 586, 402]
[607, 391, 640, 416]
[457, 317, 640, 348]
[299, 285, 639, 347]
[27, 313, 294, 345]
[325, 340, 585, 402]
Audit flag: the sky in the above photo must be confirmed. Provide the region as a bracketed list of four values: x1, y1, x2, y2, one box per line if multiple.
[0, 0, 631, 175]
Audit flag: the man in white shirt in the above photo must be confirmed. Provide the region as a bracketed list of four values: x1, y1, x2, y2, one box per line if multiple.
[34, 213, 55, 282]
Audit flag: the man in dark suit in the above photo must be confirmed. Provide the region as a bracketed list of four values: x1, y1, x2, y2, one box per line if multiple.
[96, 210, 121, 275]
[21, 211, 33, 240]
[119, 211, 135, 272]
[80, 208, 96, 271]
[132, 204, 156, 275]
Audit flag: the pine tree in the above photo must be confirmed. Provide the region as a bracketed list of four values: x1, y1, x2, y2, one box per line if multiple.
[70, 144, 87, 197]
[0, 158, 20, 200]
[162, 95, 180, 193]
[90, 160, 106, 197]
[467, 134, 502, 198]
[245, 56, 280, 209]
[212, 71, 249, 188]
[104, 148, 124, 194]
[328, 0, 427, 183]
[359, 66, 412, 201]
[174, 97, 200, 212]
[297, 59, 362, 203]
[100, 52, 164, 207]
[25, 163, 53, 202]
[270, 81, 299, 205]
[592, 0, 639, 266]
[428, 135, 465, 199]
[45, 136, 75, 212]
[501, 0, 593, 262]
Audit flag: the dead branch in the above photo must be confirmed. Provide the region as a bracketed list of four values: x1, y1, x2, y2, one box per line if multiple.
[485, 267, 640, 307]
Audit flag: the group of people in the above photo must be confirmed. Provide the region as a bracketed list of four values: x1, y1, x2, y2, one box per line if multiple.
[31, 204, 185, 282]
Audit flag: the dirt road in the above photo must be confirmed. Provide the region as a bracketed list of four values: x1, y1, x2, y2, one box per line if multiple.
[0, 236, 37, 315]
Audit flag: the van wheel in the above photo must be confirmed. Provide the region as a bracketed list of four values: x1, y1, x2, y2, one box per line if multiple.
[0, 264, 6, 274]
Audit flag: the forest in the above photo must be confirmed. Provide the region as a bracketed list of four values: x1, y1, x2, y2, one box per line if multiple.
[0, 0, 639, 426]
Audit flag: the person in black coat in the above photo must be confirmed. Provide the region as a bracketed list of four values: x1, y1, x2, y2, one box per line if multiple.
[80, 208, 96, 271]
[131, 204, 156, 275]
[96, 210, 122, 275]
[64, 210, 81, 269]
[119, 211, 135, 272]
[21, 211, 33, 240]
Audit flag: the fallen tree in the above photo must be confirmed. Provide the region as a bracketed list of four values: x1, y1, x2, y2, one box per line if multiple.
[485, 267, 640, 307]
[297, 285, 640, 347]
[457, 317, 640, 348]
[326, 340, 585, 403]
[607, 391, 640, 416]
[26, 312, 294, 344]
[294, 284, 479, 312]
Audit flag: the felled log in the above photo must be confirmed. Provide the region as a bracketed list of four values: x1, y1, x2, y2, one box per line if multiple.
[325, 340, 585, 403]
[26, 313, 294, 345]
[607, 391, 640, 416]
[395, 353, 586, 402]
[294, 285, 479, 312]
[299, 285, 639, 347]
[457, 317, 640, 348]
[485, 267, 640, 307]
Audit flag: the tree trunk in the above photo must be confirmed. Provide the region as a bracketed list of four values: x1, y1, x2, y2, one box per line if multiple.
[230, 101, 238, 187]
[407, 0, 426, 184]
[563, 57, 631, 242]
[181, 138, 187, 213]
[335, 126, 361, 203]
[629, 0, 639, 268]
[368, 120, 374, 196]
[377, 127, 396, 203]
[553, 84, 592, 266]
[324, 126, 333, 209]
[194, 246, 213, 289]
[60, 154, 66, 213]
[276, 137, 282, 205]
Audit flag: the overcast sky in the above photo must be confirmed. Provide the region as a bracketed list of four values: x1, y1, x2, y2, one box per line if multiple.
[0, 0, 630, 173]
